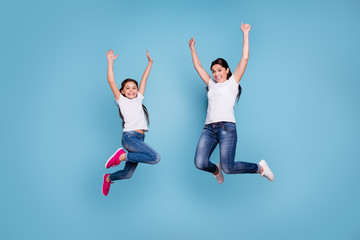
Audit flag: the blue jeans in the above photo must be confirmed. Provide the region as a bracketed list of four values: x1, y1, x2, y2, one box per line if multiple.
[194, 122, 259, 174]
[109, 131, 160, 181]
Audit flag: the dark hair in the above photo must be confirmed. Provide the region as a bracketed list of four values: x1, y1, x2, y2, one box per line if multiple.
[118, 78, 149, 128]
[210, 58, 242, 102]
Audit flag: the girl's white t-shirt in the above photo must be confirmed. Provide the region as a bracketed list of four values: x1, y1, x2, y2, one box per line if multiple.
[205, 75, 239, 124]
[116, 92, 148, 132]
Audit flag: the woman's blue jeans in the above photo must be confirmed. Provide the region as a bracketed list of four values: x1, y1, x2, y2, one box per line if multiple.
[194, 122, 259, 174]
[110, 131, 160, 181]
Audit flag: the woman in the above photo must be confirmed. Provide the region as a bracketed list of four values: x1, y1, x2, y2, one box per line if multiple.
[189, 23, 274, 184]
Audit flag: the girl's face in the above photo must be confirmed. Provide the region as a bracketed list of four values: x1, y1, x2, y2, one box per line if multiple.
[211, 64, 229, 83]
[121, 81, 138, 99]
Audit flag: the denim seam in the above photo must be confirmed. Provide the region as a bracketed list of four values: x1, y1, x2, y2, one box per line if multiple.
[230, 131, 236, 171]
[206, 128, 218, 173]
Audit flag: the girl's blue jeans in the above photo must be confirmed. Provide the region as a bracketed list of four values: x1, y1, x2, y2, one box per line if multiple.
[109, 131, 160, 181]
[194, 122, 259, 174]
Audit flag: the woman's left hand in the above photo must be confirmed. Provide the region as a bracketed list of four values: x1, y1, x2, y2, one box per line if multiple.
[146, 50, 153, 62]
[241, 22, 251, 33]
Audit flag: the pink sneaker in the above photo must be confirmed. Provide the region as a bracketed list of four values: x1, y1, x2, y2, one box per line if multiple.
[102, 174, 113, 196]
[105, 148, 126, 169]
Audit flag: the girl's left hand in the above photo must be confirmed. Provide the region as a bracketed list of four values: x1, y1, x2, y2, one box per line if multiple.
[241, 22, 251, 33]
[146, 50, 153, 62]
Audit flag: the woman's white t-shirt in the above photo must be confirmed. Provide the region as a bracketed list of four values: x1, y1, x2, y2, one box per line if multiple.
[115, 92, 148, 132]
[205, 75, 239, 124]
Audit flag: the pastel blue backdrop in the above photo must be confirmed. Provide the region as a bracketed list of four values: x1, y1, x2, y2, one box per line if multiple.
[1, 0, 359, 239]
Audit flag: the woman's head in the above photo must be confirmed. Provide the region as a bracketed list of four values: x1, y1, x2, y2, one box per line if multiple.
[210, 58, 242, 101]
[120, 78, 138, 99]
[210, 58, 232, 83]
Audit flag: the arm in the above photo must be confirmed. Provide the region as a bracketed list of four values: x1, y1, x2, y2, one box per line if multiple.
[233, 23, 251, 84]
[106, 49, 121, 100]
[188, 37, 211, 85]
[138, 50, 153, 96]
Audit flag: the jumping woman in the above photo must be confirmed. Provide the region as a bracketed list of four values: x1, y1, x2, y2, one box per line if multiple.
[102, 49, 160, 196]
[189, 23, 274, 184]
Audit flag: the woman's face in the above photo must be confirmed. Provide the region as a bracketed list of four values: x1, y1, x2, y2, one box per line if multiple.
[211, 64, 229, 83]
[121, 81, 138, 99]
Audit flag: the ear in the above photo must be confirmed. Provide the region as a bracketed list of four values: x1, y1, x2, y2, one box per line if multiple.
[226, 68, 230, 74]
[121, 90, 124, 95]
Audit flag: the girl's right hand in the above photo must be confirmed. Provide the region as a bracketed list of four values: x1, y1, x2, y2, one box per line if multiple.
[106, 49, 119, 62]
[188, 37, 195, 49]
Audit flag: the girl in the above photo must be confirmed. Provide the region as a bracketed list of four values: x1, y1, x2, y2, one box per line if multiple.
[189, 23, 274, 184]
[102, 49, 160, 196]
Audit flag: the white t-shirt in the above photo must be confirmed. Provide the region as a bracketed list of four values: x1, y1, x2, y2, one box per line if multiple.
[205, 75, 239, 124]
[115, 92, 148, 132]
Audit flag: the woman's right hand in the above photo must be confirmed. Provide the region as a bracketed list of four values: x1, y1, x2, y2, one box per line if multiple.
[106, 49, 119, 62]
[188, 37, 195, 49]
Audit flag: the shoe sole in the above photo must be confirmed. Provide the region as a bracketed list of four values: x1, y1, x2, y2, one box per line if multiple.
[102, 174, 109, 196]
[105, 148, 123, 168]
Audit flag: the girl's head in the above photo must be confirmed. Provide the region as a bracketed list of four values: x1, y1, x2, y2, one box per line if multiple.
[120, 78, 138, 99]
[210, 58, 242, 101]
[210, 58, 232, 82]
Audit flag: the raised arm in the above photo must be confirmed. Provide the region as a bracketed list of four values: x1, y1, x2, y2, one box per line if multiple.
[233, 23, 251, 84]
[188, 37, 211, 85]
[106, 49, 121, 100]
[138, 50, 153, 96]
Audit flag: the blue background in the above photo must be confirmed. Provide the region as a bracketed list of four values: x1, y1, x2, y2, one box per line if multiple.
[1, 0, 359, 239]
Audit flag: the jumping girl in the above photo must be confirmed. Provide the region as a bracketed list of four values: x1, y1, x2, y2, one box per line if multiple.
[102, 49, 160, 196]
[189, 23, 274, 184]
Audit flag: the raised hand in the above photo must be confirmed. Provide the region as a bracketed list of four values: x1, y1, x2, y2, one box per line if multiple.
[241, 22, 251, 33]
[188, 37, 195, 49]
[146, 50, 153, 62]
[106, 49, 119, 62]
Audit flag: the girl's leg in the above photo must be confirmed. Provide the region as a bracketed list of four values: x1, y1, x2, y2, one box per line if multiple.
[218, 122, 259, 174]
[109, 161, 138, 181]
[122, 132, 160, 164]
[194, 125, 218, 173]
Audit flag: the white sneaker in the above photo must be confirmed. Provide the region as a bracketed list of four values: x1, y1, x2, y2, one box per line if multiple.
[213, 163, 224, 184]
[259, 160, 274, 182]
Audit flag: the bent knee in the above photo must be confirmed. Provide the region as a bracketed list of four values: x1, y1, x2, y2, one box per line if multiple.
[149, 153, 160, 164]
[222, 167, 232, 174]
[195, 158, 207, 170]
[222, 164, 236, 174]
[122, 172, 133, 179]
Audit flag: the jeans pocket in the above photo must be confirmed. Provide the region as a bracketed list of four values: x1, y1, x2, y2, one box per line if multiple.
[221, 122, 236, 132]
[204, 124, 212, 130]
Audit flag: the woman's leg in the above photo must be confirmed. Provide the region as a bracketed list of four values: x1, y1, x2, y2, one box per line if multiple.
[122, 131, 160, 164]
[194, 125, 218, 173]
[109, 161, 138, 181]
[218, 122, 259, 174]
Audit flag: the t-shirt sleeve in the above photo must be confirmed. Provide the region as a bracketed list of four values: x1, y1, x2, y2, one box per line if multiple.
[208, 78, 215, 88]
[229, 75, 239, 86]
[137, 92, 144, 101]
[115, 94, 125, 106]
